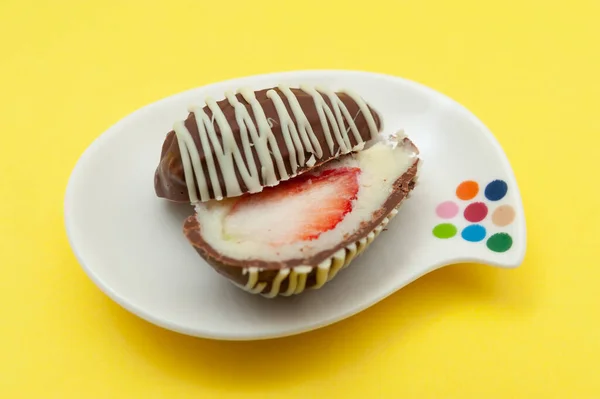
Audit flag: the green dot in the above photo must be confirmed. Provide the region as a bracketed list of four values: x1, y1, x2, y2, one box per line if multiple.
[486, 233, 513, 252]
[432, 223, 457, 239]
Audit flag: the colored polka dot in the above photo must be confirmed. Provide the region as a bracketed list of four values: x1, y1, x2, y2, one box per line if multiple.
[492, 205, 515, 227]
[433, 223, 457, 239]
[484, 180, 508, 201]
[463, 202, 488, 223]
[486, 233, 513, 252]
[456, 180, 479, 200]
[461, 224, 487, 242]
[436, 201, 459, 219]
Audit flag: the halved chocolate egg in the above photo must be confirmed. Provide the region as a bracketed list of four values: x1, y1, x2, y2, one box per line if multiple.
[154, 85, 383, 203]
[183, 134, 420, 297]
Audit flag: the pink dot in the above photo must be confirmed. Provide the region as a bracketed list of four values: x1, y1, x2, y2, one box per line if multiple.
[464, 202, 488, 222]
[436, 201, 459, 219]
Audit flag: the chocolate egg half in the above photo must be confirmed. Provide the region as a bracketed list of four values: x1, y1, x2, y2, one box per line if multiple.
[182, 134, 420, 297]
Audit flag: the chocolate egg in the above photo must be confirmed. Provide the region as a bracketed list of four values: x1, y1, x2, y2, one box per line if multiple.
[182, 135, 420, 297]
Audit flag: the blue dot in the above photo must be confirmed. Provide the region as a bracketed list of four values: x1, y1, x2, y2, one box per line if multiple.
[484, 180, 508, 201]
[461, 224, 487, 242]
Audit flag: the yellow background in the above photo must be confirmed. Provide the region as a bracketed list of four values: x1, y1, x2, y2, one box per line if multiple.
[1, 0, 598, 397]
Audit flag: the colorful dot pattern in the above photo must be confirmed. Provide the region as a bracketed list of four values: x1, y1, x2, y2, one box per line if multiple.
[487, 233, 513, 252]
[484, 180, 508, 201]
[432, 179, 515, 253]
[456, 180, 479, 200]
[492, 205, 515, 227]
[461, 224, 486, 242]
[464, 202, 488, 223]
[432, 223, 457, 239]
[436, 201, 459, 219]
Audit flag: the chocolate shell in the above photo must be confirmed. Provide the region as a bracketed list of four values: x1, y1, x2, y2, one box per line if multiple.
[182, 135, 420, 297]
[155, 85, 383, 203]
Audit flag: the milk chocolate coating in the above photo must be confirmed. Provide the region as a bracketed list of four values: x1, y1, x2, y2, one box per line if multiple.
[183, 154, 419, 294]
[154, 87, 383, 202]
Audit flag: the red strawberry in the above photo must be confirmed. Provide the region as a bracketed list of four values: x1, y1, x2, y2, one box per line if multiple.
[223, 167, 361, 246]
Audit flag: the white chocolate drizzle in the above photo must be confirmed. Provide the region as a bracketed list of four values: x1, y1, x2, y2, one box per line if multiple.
[174, 85, 380, 203]
[235, 207, 403, 297]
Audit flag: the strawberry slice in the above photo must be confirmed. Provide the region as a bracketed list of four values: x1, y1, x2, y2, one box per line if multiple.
[223, 167, 361, 246]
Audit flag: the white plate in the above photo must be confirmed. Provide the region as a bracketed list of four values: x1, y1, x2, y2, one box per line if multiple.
[65, 70, 526, 340]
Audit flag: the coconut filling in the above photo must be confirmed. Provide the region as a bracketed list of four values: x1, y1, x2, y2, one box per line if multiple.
[193, 135, 418, 263]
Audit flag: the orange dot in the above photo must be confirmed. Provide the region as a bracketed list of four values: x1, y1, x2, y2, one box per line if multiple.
[456, 180, 479, 200]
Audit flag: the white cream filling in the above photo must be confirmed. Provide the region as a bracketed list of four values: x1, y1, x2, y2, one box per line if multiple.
[236, 207, 400, 298]
[194, 134, 417, 262]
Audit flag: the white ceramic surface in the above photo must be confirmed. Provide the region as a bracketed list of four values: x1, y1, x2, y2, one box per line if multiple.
[64, 70, 526, 340]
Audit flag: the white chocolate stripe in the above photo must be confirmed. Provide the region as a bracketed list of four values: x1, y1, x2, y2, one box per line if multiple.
[238, 88, 289, 182]
[174, 123, 202, 200]
[266, 90, 302, 173]
[262, 268, 290, 298]
[341, 89, 380, 139]
[225, 91, 272, 188]
[299, 85, 346, 155]
[342, 243, 357, 269]
[174, 85, 379, 203]
[278, 85, 322, 158]
[327, 249, 347, 282]
[280, 269, 299, 296]
[293, 267, 310, 294]
[313, 259, 332, 290]
[319, 87, 361, 149]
